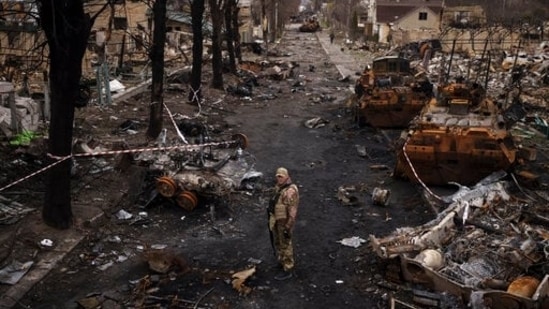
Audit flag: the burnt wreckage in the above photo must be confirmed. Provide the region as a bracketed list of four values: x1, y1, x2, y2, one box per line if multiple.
[369, 41, 549, 307]
[393, 80, 519, 186]
[133, 120, 259, 211]
[298, 16, 321, 33]
[370, 173, 549, 308]
[354, 56, 433, 128]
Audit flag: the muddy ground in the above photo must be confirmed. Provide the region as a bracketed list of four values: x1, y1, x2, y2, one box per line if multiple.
[1, 25, 447, 308]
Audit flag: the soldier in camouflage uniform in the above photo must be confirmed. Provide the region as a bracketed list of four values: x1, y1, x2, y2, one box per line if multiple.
[268, 167, 299, 281]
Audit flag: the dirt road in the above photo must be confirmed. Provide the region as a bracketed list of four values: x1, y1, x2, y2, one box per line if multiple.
[2, 24, 435, 309]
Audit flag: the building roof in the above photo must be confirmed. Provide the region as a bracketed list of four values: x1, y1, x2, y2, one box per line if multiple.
[376, 0, 444, 24]
[238, 0, 252, 6]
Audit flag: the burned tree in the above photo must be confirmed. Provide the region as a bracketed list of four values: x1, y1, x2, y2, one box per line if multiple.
[232, 0, 242, 62]
[224, 0, 238, 74]
[209, 0, 224, 90]
[147, 0, 167, 139]
[38, 0, 92, 229]
[188, 0, 205, 105]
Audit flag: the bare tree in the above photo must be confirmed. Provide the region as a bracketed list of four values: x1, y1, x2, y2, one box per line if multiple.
[224, 0, 238, 74]
[188, 0, 205, 104]
[232, 1, 243, 62]
[38, 0, 94, 229]
[147, 0, 167, 139]
[209, 0, 225, 89]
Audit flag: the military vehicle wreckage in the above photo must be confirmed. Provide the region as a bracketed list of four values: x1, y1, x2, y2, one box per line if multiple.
[354, 55, 433, 128]
[298, 16, 321, 33]
[132, 125, 259, 211]
[370, 173, 549, 308]
[393, 80, 519, 186]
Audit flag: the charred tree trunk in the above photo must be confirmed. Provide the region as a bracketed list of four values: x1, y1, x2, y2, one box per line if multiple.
[39, 0, 91, 229]
[147, 0, 167, 139]
[209, 0, 225, 90]
[233, 3, 242, 62]
[188, 0, 205, 104]
[224, 0, 237, 74]
[268, 0, 276, 42]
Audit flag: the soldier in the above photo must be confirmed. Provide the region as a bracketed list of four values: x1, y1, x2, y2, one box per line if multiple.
[267, 167, 299, 280]
[330, 31, 335, 44]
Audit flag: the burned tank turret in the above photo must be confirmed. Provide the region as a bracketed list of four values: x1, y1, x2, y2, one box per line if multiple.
[354, 56, 433, 128]
[394, 82, 517, 186]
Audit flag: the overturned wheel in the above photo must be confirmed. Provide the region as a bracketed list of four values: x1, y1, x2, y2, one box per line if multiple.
[232, 133, 249, 149]
[156, 176, 177, 198]
[176, 190, 198, 211]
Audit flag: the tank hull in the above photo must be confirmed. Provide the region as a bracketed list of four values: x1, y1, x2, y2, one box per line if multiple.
[356, 90, 429, 128]
[354, 56, 433, 128]
[394, 129, 516, 186]
[394, 83, 517, 186]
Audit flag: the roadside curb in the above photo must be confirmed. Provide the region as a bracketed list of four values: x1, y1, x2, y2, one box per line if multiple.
[0, 204, 104, 308]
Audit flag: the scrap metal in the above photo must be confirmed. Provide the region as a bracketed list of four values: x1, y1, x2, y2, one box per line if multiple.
[370, 173, 549, 308]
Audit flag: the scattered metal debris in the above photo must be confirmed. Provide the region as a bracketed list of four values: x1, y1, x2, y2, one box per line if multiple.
[371, 187, 390, 206]
[337, 236, 366, 248]
[0, 195, 35, 225]
[0, 260, 34, 285]
[370, 172, 549, 308]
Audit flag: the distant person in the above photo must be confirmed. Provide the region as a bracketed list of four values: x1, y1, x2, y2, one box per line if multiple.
[267, 167, 299, 280]
[330, 31, 335, 44]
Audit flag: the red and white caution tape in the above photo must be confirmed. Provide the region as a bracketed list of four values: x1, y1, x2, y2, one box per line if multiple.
[0, 140, 238, 192]
[401, 137, 443, 202]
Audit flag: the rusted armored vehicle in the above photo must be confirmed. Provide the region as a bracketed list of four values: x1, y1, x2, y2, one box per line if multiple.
[393, 81, 517, 186]
[354, 55, 433, 128]
[299, 16, 321, 32]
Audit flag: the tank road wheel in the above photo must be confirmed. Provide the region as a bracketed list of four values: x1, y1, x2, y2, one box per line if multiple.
[232, 133, 249, 149]
[176, 191, 198, 211]
[156, 176, 177, 198]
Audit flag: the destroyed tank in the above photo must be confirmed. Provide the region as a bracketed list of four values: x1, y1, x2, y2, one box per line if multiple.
[393, 81, 517, 186]
[299, 16, 321, 32]
[354, 56, 433, 128]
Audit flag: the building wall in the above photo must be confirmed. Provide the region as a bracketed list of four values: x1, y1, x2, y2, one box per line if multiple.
[441, 5, 486, 28]
[395, 7, 440, 30]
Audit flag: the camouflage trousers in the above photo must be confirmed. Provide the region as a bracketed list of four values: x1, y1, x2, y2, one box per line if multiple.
[269, 215, 294, 271]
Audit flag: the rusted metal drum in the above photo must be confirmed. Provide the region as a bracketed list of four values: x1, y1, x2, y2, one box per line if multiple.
[156, 176, 177, 198]
[176, 190, 198, 211]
